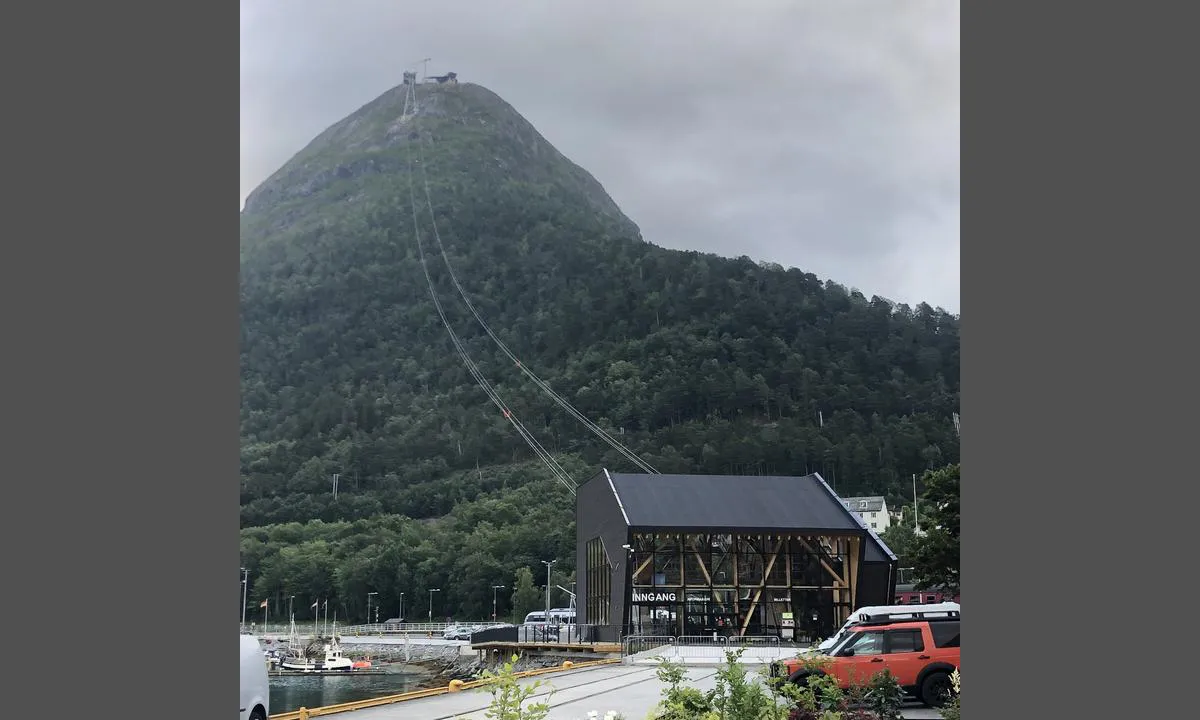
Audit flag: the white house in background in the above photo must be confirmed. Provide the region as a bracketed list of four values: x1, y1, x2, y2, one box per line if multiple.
[841, 496, 892, 532]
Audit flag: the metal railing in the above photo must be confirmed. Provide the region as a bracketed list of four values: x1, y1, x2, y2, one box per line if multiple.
[248, 622, 514, 637]
[621, 635, 784, 662]
[729, 635, 781, 648]
[621, 635, 677, 657]
[514, 624, 593, 644]
[674, 635, 730, 658]
[341, 622, 475, 635]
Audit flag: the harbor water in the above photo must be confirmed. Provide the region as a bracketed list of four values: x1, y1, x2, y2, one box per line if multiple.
[269, 668, 431, 714]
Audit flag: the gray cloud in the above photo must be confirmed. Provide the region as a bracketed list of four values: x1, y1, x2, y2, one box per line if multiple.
[241, 0, 959, 311]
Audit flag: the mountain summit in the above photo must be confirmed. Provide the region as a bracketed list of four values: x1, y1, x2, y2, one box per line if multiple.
[239, 79, 960, 531]
[242, 81, 638, 242]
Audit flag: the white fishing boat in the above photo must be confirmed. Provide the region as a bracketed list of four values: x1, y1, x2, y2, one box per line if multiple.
[279, 616, 355, 672]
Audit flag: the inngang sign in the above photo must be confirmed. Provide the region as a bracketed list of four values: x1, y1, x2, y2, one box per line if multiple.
[631, 590, 677, 603]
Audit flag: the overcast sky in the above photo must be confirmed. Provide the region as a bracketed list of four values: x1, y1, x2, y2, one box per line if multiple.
[241, 0, 959, 312]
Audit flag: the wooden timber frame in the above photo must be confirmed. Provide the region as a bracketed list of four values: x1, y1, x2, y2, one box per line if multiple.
[623, 530, 864, 639]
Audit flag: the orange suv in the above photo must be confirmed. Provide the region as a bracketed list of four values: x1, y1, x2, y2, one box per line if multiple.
[772, 610, 960, 707]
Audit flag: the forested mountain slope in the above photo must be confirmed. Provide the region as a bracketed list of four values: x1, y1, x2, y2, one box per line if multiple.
[238, 80, 958, 619]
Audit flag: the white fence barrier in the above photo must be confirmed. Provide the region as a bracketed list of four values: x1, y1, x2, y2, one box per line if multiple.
[245, 621, 511, 637]
[621, 635, 784, 663]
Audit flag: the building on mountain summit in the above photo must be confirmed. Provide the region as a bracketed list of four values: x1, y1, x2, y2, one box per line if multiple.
[576, 470, 898, 643]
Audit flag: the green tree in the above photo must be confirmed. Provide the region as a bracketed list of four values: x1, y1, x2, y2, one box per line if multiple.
[910, 463, 960, 594]
[510, 567, 540, 623]
[879, 522, 919, 571]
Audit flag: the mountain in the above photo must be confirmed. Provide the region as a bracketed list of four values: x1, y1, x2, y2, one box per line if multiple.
[238, 80, 959, 621]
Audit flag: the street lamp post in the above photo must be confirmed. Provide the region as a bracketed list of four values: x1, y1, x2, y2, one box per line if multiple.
[367, 591, 378, 626]
[399, 592, 405, 623]
[541, 560, 557, 626]
[240, 567, 248, 633]
[428, 588, 441, 624]
[492, 585, 506, 621]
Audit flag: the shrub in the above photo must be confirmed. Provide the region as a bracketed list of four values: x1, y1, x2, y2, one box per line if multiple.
[938, 669, 960, 720]
[864, 669, 904, 720]
[455, 654, 553, 720]
[649, 656, 715, 719]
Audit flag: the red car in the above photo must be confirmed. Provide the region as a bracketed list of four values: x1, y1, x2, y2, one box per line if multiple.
[772, 609, 960, 707]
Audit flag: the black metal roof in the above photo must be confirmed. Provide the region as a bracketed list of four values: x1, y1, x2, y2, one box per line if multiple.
[864, 536, 893, 562]
[597, 470, 884, 538]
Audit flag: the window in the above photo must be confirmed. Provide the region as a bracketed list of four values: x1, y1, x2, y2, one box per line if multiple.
[885, 629, 925, 653]
[841, 630, 885, 656]
[585, 537, 611, 625]
[930, 621, 960, 648]
[870, 522, 877, 528]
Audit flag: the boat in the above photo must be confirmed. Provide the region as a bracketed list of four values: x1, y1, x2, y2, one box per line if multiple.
[279, 616, 355, 672]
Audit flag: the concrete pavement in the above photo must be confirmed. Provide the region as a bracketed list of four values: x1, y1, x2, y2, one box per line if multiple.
[326, 663, 943, 719]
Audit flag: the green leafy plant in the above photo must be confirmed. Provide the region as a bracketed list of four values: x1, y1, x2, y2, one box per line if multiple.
[863, 669, 904, 720]
[457, 654, 553, 720]
[643, 651, 911, 720]
[938, 669, 960, 720]
[649, 656, 714, 719]
[706, 648, 794, 720]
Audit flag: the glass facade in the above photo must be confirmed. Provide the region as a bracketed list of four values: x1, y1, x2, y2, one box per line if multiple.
[622, 531, 861, 642]
[585, 537, 612, 625]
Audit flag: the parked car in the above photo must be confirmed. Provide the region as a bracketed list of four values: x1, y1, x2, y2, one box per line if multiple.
[772, 609, 960, 707]
[812, 602, 960, 653]
[240, 634, 270, 720]
[442, 625, 474, 640]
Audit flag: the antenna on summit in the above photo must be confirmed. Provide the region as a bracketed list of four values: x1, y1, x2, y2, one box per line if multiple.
[419, 57, 431, 82]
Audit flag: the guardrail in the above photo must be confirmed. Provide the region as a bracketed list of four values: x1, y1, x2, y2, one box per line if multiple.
[248, 622, 514, 637]
[270, 657, 622, 720]
[341, 622, 457, 635]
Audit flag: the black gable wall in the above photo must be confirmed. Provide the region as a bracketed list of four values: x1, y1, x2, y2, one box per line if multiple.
[576, 469, 631, 631]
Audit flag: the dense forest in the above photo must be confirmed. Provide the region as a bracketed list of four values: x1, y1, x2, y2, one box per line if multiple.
[239, 81, 959, 623]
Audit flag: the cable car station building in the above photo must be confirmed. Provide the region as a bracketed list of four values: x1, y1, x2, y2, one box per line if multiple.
[577, 471, 898, 643]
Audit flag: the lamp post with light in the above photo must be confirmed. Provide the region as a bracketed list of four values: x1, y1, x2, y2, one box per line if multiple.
[428, 588, 441, 624]
[492, 585, 506, 622]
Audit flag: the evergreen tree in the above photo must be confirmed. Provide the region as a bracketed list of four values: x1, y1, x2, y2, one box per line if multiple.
[510, 567, 541, 623]
[910, 464, 960, 594]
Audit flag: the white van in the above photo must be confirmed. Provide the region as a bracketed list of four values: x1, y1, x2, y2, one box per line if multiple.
[239, 634, 270, 720]
[814, 602, 961, 653]
[523, 608, 575, 625]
